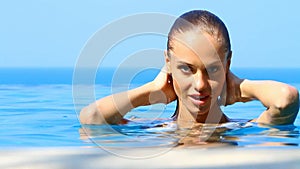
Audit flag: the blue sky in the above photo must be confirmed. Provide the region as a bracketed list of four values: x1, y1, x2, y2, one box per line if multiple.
[1, 0, 300, 68]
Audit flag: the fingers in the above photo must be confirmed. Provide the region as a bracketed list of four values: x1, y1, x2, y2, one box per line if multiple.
[224, 70, 235, 106]
[160, 64, 169, 74]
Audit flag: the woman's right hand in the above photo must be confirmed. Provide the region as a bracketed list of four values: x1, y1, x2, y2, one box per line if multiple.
[149, 65, 177, 104]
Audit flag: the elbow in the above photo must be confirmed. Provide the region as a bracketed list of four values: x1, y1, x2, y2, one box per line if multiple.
[79, 103, 100, 125]
[275, 85, 299, 110]
[273, 85, 299, 121]
[257, 84, 299, 125]
[79, 102, 119, 125]
[79, 106, 92, 124]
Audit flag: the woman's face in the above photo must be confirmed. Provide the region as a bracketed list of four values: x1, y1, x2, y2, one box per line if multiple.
[166, 30, 230, 122]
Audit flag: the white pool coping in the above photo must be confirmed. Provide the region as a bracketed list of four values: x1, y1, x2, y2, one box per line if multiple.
[1, 147, 300, 169]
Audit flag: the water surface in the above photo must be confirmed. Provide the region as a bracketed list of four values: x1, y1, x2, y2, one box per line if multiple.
[0, 68, 299, 148]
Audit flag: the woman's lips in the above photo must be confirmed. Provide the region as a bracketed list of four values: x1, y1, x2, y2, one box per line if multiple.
[189, 94, 210, 106]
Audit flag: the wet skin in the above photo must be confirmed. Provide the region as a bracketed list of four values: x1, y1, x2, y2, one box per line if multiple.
[165, 30, 230, 124]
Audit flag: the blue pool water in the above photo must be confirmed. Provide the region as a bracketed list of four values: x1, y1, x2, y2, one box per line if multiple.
[0, 68, 299, 148]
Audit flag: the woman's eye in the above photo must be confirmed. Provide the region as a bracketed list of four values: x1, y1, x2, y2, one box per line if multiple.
[178, 65, 192, 73]
[206, 66, 219, 73]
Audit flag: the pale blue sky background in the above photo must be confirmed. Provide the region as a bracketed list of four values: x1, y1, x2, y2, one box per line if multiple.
[1, 0, 300, 68]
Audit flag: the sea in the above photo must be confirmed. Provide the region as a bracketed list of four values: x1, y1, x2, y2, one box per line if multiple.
[0, 67, 299, 148]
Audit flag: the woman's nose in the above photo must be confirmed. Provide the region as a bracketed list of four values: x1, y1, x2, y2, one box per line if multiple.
[193, 71, 208, 91]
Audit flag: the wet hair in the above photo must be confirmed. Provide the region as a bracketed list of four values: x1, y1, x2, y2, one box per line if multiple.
[167, 10, 231, 58]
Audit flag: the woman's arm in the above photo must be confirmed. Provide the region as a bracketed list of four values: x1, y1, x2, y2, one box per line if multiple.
[79, 66, 176, 125]
[79, 83, 153, 124]
[226, 71, 299, 125]
[240, 80, 299, 125]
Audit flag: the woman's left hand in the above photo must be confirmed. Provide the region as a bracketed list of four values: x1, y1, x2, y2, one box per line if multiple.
[224, 70, 251, 106]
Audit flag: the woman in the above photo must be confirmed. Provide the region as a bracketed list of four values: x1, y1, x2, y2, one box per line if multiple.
[79, 10, 299, 126]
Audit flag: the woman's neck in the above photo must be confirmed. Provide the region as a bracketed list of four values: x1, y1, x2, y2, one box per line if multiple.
[175, 101, 229, 127]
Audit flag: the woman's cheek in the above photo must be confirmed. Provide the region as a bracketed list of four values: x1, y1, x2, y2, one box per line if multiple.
[172, 74, 191, 98]
[172, 76, 182, 98]
[210, 80, 223, 99]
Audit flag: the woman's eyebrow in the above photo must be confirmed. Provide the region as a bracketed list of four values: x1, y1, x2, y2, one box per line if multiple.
[176, 60, 223, 67]
[206, 61, 224, 66]
[176, 60, 194, 67]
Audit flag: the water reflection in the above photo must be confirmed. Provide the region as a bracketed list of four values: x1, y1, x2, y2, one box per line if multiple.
[79, 120, 179, 148]
[79, 120, 300, 148]
[221, 124, 299, 147]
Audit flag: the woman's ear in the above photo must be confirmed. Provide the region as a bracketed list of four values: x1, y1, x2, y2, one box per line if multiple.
[164, 50, 171, 73]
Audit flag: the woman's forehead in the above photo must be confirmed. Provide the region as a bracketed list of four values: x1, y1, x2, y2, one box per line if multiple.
[169, 32, 226, 63]
[169, 51, 225, 69]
